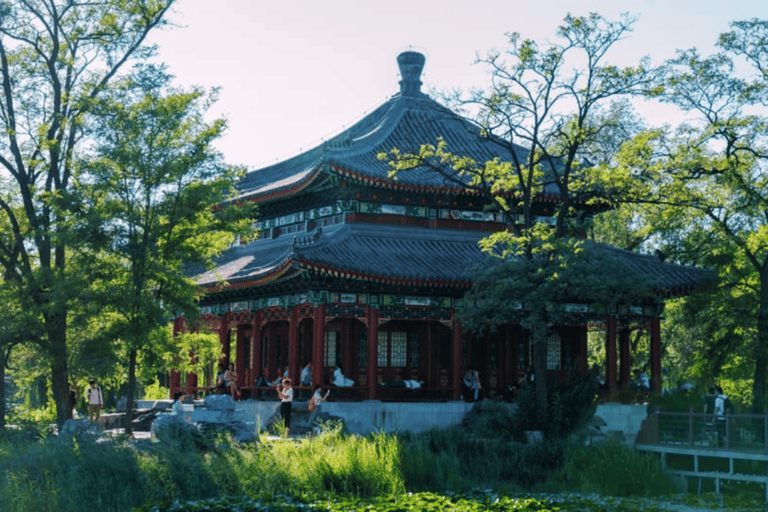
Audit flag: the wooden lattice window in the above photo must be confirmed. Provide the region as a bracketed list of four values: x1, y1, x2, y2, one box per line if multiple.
[547, 332, 561, 370]
[324, 330, 340, 366]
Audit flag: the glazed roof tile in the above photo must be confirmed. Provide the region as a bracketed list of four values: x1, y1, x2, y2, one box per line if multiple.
[196, 222, 711, 295]
[235, 93, 552, 201]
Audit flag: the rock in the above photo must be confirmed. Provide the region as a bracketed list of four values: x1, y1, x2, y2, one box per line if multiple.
[133, 410, 161, 431]
[203, 394, 236, 411]
[150, 413, 187, 437]
[227, 420, 260, 443]
[59, 419, 102, 441]
[588, 415, 608, 427]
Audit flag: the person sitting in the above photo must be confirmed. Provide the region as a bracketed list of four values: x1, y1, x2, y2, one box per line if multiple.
[219, 362, 241, 399]
[254, 372, 271, 388]
[214, 363, 228, 394]
[270, 367, 289, 386]
[462, 369, 481, 401]
[631, 369, 650, 390]
[332, 366, 354, 387]
[300, 361, 312, 387]
[380, 379, 424, 389]
[170, 391, 191, 422]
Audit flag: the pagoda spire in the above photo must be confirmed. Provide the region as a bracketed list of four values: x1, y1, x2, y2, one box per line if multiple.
[397, 51, 425, 96]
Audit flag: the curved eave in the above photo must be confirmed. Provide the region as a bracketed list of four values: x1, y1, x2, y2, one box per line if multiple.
[295, 257, 471, 288]
[200, 258, 298, 293]
[241, 166, 324, 204]
[330, 162, 591, 205]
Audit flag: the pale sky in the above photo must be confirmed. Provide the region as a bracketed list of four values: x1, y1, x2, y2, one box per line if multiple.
[147, 0, 767, 170]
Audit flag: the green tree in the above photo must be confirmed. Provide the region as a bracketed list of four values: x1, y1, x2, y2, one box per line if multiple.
[70, 70, 253, 433]
[382, 13, 660, 415]
[615, 19, 768, 411]
[0, 0, 176, 425]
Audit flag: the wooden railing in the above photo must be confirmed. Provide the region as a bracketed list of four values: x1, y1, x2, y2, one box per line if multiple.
[636, 410, 768, 451]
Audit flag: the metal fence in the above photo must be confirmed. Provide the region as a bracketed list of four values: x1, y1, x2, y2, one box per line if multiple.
[644, 411, 768, 452]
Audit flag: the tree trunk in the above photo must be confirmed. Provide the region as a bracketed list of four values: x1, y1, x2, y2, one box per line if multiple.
[0, 351, 5, 429]
[753, 261, 768, 413]
[532, 314, 549, 421]
[125, 348, 137, 435]
[47, 313, 71, 426]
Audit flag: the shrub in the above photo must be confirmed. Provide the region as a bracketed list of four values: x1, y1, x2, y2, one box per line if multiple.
[512, 368, 598, 441]
[550, 439, 677, 497]
[461, 399, 515, 438]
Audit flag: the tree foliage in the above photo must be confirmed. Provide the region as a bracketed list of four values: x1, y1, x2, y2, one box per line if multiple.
[614, 19, 768, 411]
[0, 0, 176, 425]
[382, 13, 661, 414]
[66, 69, 253, 432]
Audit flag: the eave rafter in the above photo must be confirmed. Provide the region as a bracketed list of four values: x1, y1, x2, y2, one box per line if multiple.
[294, 257, 470, 289]
[200, 258, 298, 293]
[328, 163, 589, 206]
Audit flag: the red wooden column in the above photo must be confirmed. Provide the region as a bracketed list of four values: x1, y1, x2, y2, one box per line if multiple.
[619, 327, 631, 389]
[451, 318, 462, 399]
[219, 312, 231, 367]
[235, 323, 247, 389]
[650, 316, 662, 394]
[251, 310, 263, 385]
[170, 316, 184, 397]
[312, 304, 326, 387]
[186, 365, 198, 396]
[366, 305, 379, 400]
[605, 316, 618, 400]
[289, 305, 301, 383]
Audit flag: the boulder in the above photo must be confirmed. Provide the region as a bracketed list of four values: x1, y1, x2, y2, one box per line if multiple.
[203, 394, 236, 411]
[150, 413, 186, 437]
[59, 419, 102, 441]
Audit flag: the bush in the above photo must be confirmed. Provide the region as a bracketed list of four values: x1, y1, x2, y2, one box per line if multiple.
[461, 399, 514, 438]
[550, 439, 677, 497]
[512, 368, 598, 441]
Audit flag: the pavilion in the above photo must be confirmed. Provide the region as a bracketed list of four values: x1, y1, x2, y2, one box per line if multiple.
[170, 51, 711, 402]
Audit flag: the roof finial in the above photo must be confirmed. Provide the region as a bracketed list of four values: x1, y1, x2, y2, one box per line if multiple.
[397, 51, 425, 96]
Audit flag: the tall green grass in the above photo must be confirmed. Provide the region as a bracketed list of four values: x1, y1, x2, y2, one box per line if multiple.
[0, 404, 677, 512]
[549, 439, 678, 497]
[0, 423, 404, 512]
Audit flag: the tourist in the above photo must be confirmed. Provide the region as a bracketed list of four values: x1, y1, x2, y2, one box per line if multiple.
[714, 385, 734, 447]
[276, 377, 294, 436]
[271, 367, 289, 386]
[463, 370, 481, 401]
[254, 372, 271, 388]
[631, 369, 650, 390]
[170, 391, 191, 423]
[86, 379, 103, 422]
[309, 384, 330, 412]
[380, 379, 424, 389]
[300, 361, 312, 387]
[215, 363, 227, 392]
[223, 363, 241, 399]
[702, 386, 716, 416]
[332, 366, 354, 387]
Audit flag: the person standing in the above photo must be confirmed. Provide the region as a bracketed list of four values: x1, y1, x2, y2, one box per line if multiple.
[714, 385, 734, 447]
[87, 379, 104, 422]
[276, 377, 294, 436]
[309, 384, 330, 412]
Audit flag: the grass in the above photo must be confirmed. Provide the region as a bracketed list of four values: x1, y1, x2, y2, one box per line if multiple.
[0, 402, 762, 512]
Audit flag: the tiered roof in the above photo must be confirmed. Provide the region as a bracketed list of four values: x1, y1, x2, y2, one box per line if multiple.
[197, 52, 712, 302]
